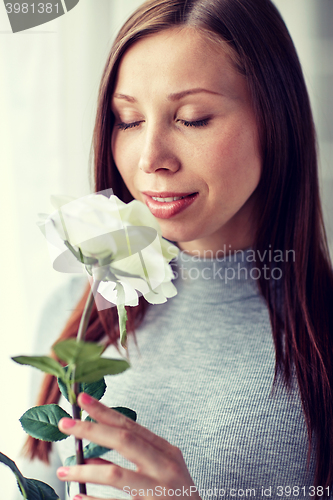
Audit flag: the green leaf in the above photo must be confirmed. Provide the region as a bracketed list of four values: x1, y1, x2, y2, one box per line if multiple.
[64, 455, 76, 467]
[82, 441, 111, 459]
[58, 373, 106, 402]
[115, 282, 128, 348]
[11, 356, 64, 379]
[85, 415, 96, 423]
[25, 478, 60, 500]
[20, 404, 72, 442]
[0, 452, 61, 499]
[112, 406, 137, 422]
[65, 443, 111, 467]
[57, 376, 70, 402]
[82, 377, 107, 400]
[0, 452, 29, 497]
[74, 358, 130, 383]
[52, 339, 104, 364]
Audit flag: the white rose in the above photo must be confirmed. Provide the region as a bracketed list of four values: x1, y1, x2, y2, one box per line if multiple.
[37, 192, 179, 307]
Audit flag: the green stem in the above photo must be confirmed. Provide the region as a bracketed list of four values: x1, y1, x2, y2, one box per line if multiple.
[72, 278, 100, 495]
[77, 279, 100, 342]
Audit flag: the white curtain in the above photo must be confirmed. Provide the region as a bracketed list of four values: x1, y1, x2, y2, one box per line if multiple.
[0, 1, 332, 497]
[0, 2, 144, 496]
[274, 0, 333, 251]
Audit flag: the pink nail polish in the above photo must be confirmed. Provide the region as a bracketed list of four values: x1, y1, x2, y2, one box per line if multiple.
[73, 496, 82, 500]
[57, 466, 70, 477]
[61, 418, 76, 429]
[80, 392, 94, 405]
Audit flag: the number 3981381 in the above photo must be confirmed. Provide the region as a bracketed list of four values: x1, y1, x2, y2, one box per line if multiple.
[5, 3, 60, 14]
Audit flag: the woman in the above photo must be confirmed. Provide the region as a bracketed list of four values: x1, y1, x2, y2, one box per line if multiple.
[24, 0, 333, 499]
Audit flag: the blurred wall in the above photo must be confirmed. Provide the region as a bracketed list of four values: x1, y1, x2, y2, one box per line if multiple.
[273, 0, 333, 252]
[0, 0, 332, 496]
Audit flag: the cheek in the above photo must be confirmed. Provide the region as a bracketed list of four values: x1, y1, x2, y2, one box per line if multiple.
[220, 120, 259, 161]
[204, 125, 261, 199]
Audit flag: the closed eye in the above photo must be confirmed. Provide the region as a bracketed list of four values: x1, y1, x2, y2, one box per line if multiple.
[178, 119, 210, 127]
[116, 118, 210, 131]
[116, 121, 144, 131]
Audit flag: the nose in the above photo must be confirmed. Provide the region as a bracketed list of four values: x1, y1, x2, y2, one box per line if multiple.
[138, 125, 180, 174]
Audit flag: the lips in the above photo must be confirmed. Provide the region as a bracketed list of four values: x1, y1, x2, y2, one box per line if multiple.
[142, 191, 196, 198]
[142, 191, 199, 219]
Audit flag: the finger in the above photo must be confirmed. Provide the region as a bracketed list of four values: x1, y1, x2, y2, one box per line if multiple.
[58, 417, 170, 475]
[56, 463, 154, 491]
[77, 393, 177, 456]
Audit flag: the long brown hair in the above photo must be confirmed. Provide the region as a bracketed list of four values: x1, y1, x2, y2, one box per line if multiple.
[26, 0, 333, 491]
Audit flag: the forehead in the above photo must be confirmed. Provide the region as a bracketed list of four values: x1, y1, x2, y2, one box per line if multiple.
[113, 27, 244, 99]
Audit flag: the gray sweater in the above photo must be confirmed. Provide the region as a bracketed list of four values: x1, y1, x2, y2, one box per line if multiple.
[16, 249, 318, 500]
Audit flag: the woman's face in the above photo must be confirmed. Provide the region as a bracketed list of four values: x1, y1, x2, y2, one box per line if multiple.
[111, 28, 262, 255]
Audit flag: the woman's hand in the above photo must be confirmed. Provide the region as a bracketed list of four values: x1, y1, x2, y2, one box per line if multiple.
[56, 392, 201, 500]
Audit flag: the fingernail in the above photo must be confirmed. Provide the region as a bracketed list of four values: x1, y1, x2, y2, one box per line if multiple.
[73, 496, 82, 500]
[80, 392, 94, 405]
[57, 466, 70, 477]
[60, 418, 76, 429]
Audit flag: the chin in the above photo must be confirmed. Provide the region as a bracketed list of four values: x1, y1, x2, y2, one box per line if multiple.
[159, 225, 199, 245]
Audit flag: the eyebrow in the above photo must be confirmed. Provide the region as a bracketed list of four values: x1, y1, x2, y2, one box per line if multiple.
[113, 88, 222, 103]
[168, 88, 223, 101]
